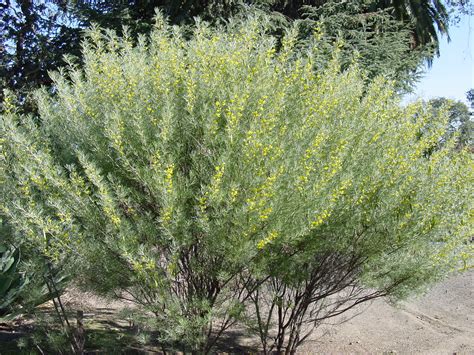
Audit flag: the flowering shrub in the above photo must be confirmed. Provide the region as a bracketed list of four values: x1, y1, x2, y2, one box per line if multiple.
[1, 16, 472, 352]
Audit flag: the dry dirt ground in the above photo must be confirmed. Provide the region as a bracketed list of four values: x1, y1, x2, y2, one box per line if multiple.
[70, 270, 474, 353]
[1, 270, 472, 353]
[300, 270, 474, 354]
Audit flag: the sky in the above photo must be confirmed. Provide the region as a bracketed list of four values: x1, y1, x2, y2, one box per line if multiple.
[406, 14, 473, 106]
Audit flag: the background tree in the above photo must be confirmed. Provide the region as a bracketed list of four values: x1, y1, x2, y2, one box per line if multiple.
[375, 0, 449, 51]
[301, 1, 433, 91]
[0, 0, 82, 111]
[427, 97, 473, 149]
[466, 88, 474, 109]
[1, 17, 472, 352]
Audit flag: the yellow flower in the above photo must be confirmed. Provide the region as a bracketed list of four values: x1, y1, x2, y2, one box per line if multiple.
[257, 230, 279, 249]
[165, 164, 174, 193]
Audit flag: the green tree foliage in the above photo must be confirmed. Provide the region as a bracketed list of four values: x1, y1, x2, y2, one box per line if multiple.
[466, 88, 474, 109]
[301, 1, 432, 92]
[1, 0, 465, 113]
[72, 0, 454, 49]
[426, 97, 473, 150]
[1, 18, 472, 352]
[377, 0, 449, 51]
[0, 0, 82, 110]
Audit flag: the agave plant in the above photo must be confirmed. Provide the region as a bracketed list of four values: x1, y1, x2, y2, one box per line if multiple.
[0, 243, 28, 318]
